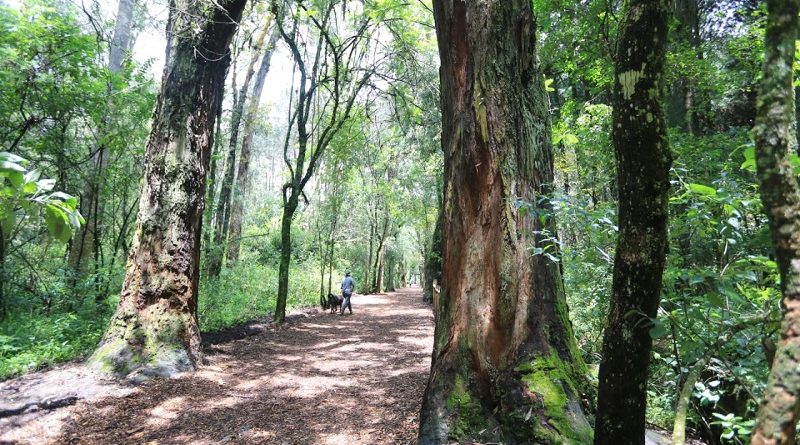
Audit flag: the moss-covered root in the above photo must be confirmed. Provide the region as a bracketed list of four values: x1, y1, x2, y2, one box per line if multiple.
[420, 356, 592, 445]
[509, 352, 594, 445]
[88, 301, 200, 381]
[445, 375, 495, 442]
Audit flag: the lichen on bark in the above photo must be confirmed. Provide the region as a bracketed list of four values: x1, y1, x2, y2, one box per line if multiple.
[751, 0, 800, 443]
[90, 0, 248, 380]
[593, 1, 672, 444]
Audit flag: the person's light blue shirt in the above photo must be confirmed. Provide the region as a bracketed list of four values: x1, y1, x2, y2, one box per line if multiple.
[341, 276, 354, 293]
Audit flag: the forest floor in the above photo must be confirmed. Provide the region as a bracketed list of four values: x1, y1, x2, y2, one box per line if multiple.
[0, 287, 433, 445]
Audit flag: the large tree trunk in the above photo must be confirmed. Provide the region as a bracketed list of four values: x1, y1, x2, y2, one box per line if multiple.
[375, 245, 385, 293]
[89, 0, 247, 379]
[227, 25, 280, 264]
[419, 2, 592, 443]
[69, 0, 136, 275]
[327, 239, 334, 296]
[751, 1, 800, 443]
[593, 1, 672, 444]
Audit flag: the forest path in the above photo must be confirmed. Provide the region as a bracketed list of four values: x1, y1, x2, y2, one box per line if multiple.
[1, 287, 433, 445]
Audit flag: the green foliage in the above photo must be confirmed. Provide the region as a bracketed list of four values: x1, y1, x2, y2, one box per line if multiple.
[0, 258, 323, 380]
[0, 152, 84, 242]
[0, 0, 155, 316]
[710, 412, 755, 443]
[199, 261, 322, 332]
[0, 311, 106, 379]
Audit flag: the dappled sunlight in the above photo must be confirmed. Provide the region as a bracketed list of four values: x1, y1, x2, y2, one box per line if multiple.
[47, 288, 433, 444]
[397, 334, 433, 349]
[146, 396, 189, 426]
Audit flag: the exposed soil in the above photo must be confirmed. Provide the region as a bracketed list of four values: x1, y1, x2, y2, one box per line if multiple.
[0, 287, 434, 445]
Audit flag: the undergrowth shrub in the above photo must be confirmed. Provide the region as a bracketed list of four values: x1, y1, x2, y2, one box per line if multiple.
[0, 261, 323, 380]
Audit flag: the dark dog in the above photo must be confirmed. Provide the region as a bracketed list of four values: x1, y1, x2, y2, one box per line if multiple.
[327, 293, 343, 313]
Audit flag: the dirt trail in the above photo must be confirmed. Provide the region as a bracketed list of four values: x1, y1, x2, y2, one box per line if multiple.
[0, 287, 434, 445]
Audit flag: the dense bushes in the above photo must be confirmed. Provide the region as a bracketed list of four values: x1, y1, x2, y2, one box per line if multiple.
[0, 259, 323, 380]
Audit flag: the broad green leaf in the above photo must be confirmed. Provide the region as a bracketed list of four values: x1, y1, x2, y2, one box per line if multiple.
[44, 205, 67, 241]
[0, 152, 25, 164]
[686, 183, 717, 196]
[741, 146, 756, 172]
[22, 181, 37, 194]
[1, 211, 15, 233]
[649, 321, 669, 339]
[23, 169, 40, 183]
[707, 292, 725, 308]
[6, 171, 23, 188]
[37, 178, 55, 191]
[0, 161, 25, 173]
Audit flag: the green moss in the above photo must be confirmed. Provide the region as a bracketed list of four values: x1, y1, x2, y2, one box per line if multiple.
[446, 375, 490, 441]
[517, 351, 593, 444]
[472, 78, 490, 143]
[88, 337, 144, 375]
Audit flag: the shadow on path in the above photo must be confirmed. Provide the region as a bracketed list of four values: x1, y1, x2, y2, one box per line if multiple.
[2, 287, 433, 445]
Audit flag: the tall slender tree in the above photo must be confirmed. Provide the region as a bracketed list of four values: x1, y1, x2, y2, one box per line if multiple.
[593, 1, 672, 444]
[207, 20, 271, 277]
[272, 0, 375, 323]
[419, 1, 592, 443]
[89, 0, 247, 378]
[226, 23, 281, 264]
[69, 0, 137, 275]
[751, 0, 800, 443]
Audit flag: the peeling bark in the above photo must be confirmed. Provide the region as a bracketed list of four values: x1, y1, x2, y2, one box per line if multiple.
[89, 0, 247, 379]
[751, 1, 800, 444]
[593, 2, 672, 445]
[420, 1, 591, 443]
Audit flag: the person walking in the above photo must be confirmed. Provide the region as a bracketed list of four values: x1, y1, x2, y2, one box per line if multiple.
[340, 271, 355, 315]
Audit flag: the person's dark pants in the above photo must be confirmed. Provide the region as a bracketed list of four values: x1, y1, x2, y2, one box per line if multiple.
[340, 293, 352, 314]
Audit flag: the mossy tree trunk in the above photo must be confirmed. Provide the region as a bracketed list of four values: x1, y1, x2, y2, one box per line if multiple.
[419, 2, 592, 444]
[0, 228, 5, 320]
[751, 1, 800, 443]
[593, 1, 672, 444]
[89, 0, 247, 378]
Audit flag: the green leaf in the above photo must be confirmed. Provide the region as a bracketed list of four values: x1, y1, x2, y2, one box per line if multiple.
[44, 205, 68, 241]
[37, 178, 55, 192]
[0, 160, 26, 173]
[544, 78, 555, 92]
[1, 211, 15, 233]
[22, 181, 37, 194]
[0, 152, 25, 164]
[707, 292, 725, 308]
[23, 169, 40, 183]
[6, 171, 23, 188]
[649, 321, 669, 339]
[686, 183, 717, 196]
[741, 146, 756, 172]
